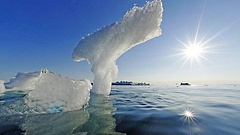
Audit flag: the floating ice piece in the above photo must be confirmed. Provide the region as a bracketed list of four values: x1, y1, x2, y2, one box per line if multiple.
[4, 69, 92, 114]
[73, 0, 163, 95]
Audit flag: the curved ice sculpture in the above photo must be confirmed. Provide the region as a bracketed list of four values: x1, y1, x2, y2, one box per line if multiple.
[72, 0, 163, 95]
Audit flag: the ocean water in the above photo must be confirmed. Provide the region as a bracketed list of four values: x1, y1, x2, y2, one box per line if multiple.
[0, 84, 239, 135]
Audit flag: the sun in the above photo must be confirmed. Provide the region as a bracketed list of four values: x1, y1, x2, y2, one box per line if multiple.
[174, 0, 213, 67]
[175, 38, 210, 67]
[183, 43, 204, 60]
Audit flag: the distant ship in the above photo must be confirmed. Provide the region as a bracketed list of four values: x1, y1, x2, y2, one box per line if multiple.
[180, 82, 191, 86]
[112, 81, 150, 86]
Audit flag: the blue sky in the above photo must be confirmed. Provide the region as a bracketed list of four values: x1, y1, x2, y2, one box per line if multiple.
[1, 0, 240, 84]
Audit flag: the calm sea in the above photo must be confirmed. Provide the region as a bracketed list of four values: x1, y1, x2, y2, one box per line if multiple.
[0, 85, 239, 135]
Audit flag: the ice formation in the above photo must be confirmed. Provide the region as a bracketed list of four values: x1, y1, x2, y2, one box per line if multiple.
[4, 69, 92, 113]
[72, 0, 163, 95]
[0, 80, 5, 93]
[5, 71, 41, 90]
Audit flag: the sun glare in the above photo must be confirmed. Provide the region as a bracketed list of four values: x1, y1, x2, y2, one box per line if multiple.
[184, 44, 203, 59]
[176, 39, 209, 67]
[174, 0, 216, 67]
[181, 109, 196, 122]
[180, 108, 201, 134]
[184, 110, 194, 118]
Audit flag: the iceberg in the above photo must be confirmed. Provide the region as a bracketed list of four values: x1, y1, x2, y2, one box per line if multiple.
[72, 0, 163, 95]
[0, 80, 5, 93]
[3, 69, 92, 114]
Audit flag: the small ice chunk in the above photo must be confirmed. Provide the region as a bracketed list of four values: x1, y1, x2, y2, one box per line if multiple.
[4, 69, 92, 114]
[23, 70, 92, 113]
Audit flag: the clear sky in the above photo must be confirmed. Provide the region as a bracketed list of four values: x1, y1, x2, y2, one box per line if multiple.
[1, 0, 240, 84]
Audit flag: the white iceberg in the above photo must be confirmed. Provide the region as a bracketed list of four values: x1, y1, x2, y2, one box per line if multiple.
[0, 80, 5, 93]
[4, 69, 92, 114]
[72, 0, 163, 95]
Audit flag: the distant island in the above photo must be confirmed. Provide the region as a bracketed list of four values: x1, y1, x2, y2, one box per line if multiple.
[112, 81, 150, 86]
[180, 82, 191, 86]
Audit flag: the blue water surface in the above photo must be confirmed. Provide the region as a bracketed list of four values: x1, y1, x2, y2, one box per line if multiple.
[112, 85, 240, 135]
[0, 84, 239, 135]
